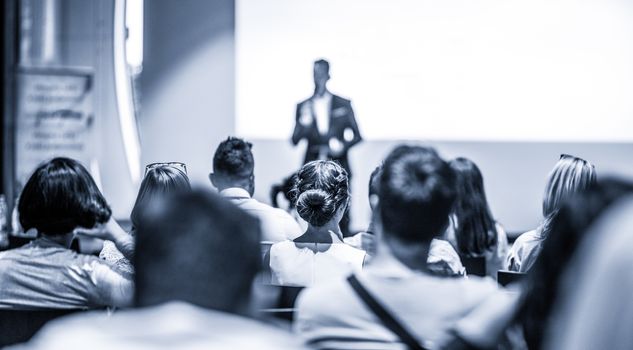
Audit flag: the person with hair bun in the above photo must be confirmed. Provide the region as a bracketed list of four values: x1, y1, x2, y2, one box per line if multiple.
[295, 146, 501, 350]
[268, 160, 366, 287]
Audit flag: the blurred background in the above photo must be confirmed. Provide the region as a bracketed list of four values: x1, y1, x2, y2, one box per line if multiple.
[3, 0, 633, 237]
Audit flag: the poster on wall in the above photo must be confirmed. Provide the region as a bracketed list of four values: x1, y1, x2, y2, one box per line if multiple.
[15, 67, 96, 190]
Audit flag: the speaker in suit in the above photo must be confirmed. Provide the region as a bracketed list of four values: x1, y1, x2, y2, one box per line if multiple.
[291, 60, 362, 177]
[291, 59, 362, 235]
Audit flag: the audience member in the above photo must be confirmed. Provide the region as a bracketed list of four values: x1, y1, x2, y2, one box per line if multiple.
[0, 158, 132, 309]
[268, 160, 366, 286]
[506, 154, 596, 272]
[12, 189, 304, 349]
[544, 190, 633, 350]
[295, 145, 499, 349]
[519, 178, 633, 350]
[210, 137, 302, 242]
[99, 162, 191, 274]
[345, 165, 465, 276]
[446, 157, 508, 278]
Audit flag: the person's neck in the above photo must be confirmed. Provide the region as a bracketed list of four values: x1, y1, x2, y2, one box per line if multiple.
[371, 235, 431, 274]
[219, 184, 251, 196]
[366, 215, 378, 234]
[296, 221, 343, 243]
[314, 87, 329, 98]
[41, 232, 74, 248]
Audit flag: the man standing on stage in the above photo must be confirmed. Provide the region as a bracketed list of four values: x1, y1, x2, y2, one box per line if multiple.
[291, 59, 362, 235]
[292, 59, 362, 177]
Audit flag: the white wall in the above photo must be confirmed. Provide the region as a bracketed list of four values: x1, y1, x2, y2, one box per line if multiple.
[57, 0, 138, 219]
[236, 0, 633, 142]
[140, 0, 235, 189]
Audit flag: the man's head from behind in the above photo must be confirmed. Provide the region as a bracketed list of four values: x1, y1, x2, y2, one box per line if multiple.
[210, 137, 255, 195]
[379, 145, 456, 245]
[134, 189, 261, 314]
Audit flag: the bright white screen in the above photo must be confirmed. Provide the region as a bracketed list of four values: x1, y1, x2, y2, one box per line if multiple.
[236, 0, 633, 142]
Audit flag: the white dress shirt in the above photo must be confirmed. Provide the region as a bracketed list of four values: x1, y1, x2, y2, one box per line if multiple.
[269, 240, 366, 287]
[312, 92, 332, 136]
[220, 187, 303, 242]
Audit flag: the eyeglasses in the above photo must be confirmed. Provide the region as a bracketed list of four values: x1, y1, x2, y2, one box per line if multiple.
[144, 162, 187, 176]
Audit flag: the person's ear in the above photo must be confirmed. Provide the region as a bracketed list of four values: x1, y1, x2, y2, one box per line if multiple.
[369, 194, 380, 211]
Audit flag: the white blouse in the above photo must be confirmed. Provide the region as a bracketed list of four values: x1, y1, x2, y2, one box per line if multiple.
[269, 240, 365, 287]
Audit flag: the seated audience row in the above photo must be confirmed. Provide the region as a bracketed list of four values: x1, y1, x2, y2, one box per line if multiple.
[2, 135, 624, 350]
[295, 145, 504, 349]
[11, 189, 302, 349]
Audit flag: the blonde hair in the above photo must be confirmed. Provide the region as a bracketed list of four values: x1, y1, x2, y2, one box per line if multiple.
[542, 154, 596, 218]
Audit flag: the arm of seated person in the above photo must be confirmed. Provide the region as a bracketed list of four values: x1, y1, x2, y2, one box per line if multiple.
[448, 287, 522, 349]
[90, 260, 134, 308]
[75, 217, 135, 261]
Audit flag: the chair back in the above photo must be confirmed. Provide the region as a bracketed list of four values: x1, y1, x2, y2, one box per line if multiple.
[259, 285, 304, 322]
[461, 256, 486, 277]
[497, 270, 526, 287]
[0, 309, 82, 346]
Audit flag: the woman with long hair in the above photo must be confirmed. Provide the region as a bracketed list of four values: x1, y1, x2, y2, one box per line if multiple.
[520, 178, 633, 349]
[100, 163, 190, 272]
[447, 157, 508, 278]
[506, 154, 596, 272]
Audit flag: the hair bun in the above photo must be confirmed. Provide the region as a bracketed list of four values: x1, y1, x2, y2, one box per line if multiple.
[296, 189, 336, 227]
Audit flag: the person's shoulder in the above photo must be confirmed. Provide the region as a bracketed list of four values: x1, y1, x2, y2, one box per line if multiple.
[270, 240, 296, 255]
[18, 309, 113, 349]
[296, 274, 354, 315]
[494, 222, 507, 237]
[243, 197, 287, 216]
[194, 305, 305, 349]
[512, 229, 541, 246]
[450, 275, 499, 303]
[297, 97, 312, 107]
[331, 94, 351, 105]
[431, 238, 456, 251]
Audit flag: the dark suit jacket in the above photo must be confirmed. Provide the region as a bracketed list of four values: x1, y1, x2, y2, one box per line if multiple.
[291, 94, 362, 176]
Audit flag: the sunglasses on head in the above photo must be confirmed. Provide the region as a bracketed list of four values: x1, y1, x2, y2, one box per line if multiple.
[559, 154, 595, 168]
[144, 162, 187, 176]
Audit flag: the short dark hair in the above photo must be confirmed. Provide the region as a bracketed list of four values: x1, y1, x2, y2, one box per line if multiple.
[294, 160, 349, 227]
[213, 137, 254, 180]
[379, 145, 456, 243]
[130, 165, 191, 230]
[314, 59, 330, 73]
[134, 189, 261, 311]
[18, 157, 111, 236]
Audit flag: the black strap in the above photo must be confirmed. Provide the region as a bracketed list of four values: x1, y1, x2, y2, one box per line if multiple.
[347, 275, 429, 350]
